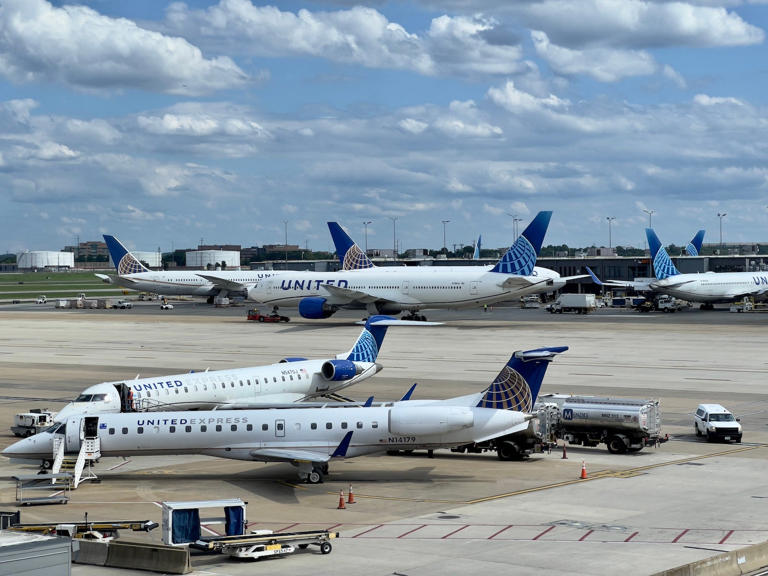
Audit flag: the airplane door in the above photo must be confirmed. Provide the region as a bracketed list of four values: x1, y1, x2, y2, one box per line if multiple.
[402, 281, 409, 295]
[266, 280, 274, 297]
[65, 417, 83, 452]
[275, 419, 285, 438]
[470, 281, 479, 295]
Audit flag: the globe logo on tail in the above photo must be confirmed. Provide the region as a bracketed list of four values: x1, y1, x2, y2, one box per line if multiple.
[494, 237, 536, 276]
[652, 249, 679, 280]
[347, 329, 378, 363]
[118, 253, 147, 275]
[477, 366, 533, 412]
[342, 245, 373, 270]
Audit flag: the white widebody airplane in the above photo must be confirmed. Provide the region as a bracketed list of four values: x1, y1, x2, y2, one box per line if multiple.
[54, 315, 413, 421]
[3, 347, 566, 483]
[645, 228, 768, 307]
[587, 230, 706, 293]
[95, 235, 282, 302]
[249, 212, 584, 320]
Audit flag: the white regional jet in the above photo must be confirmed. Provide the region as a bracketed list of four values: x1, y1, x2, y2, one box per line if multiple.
[3, 347, 566, 483]
[250, 212, 584, 320]
[95, 235, 282, 302]
[54, 315, 411, 421]
[646, 228, 768, 307]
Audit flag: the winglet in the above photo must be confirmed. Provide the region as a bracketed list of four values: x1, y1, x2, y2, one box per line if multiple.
[646, 228, 680, 280]
[400, 383, 418, 401]
[586, 266, 603, 286]
[331, 431, 354, 458]
[363, 396, 374, 407]
[103, 235, 150, 275]
[476, 346, 568, 412]
[686, 230, 706, 256]
[328, 222, 375, 270]
[490, 211, 552, 275]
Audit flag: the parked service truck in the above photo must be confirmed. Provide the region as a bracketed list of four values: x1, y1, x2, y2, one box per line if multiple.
[546, 294, 596, 314]
[541, 394, 666, 453]
[11, 409, 55, 437]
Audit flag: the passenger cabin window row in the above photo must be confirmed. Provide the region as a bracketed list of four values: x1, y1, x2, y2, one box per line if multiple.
[108, 420, 379, 435]
[133, 372, 310, 400]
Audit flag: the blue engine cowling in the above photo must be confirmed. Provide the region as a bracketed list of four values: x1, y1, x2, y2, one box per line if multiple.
[299, 297, 336, 319]
[321, 359, 359, 381]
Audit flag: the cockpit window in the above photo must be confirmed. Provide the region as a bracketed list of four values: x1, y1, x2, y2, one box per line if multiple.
[92, 394, 107, 402]
[42, 422, 64, 434]
[75, 394, 92, 402]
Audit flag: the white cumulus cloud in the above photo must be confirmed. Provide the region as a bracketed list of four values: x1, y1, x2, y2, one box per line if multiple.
[0, 0, 247, 95]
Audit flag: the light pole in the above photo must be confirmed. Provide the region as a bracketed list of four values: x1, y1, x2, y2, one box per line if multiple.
[441, 220, 450, 252]
[717, 212, 727, 247]
[642, 208, 655, 228]
[606, 217, 616, 250]
[507, 213, 523, 237]
[363, 221, 372, 255]
[283, 220, 288, 264]
[389, 216, 398, 260]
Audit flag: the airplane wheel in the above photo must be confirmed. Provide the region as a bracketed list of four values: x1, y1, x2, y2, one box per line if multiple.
[320, 541, 332, 555]
[307, 470, 322, 484]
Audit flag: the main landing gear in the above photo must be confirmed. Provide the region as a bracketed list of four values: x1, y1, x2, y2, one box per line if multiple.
[297, 463, 328, 484]
[401, 312, 428, 321]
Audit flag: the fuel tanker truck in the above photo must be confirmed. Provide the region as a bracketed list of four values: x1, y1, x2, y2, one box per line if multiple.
[541, 394, 667, 454]
[449, 394, 666, 458]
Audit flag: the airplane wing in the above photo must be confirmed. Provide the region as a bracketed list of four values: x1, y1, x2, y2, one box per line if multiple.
[560, 274, 590, 282]
[94, 273, 115, 284]
[250, 431, 353, 464]
[497, 276, 552, 291]
[216, 393, 307, 409]
[250, 447, 333, 463]
[320, 283, 380, 304]
[196, 274, 249, 293]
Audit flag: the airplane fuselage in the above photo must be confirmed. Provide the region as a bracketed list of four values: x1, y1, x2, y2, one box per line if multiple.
[55, 358, 377, 421]
[248, 266, 564, 312]
[5, 404, 528, 463]
[651, 272, 768, 303]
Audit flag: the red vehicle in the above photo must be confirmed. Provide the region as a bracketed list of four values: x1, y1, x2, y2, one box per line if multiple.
[247, 309, 290, 323]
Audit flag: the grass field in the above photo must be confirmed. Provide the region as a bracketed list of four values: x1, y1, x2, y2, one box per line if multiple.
[0, 270, 128, 300]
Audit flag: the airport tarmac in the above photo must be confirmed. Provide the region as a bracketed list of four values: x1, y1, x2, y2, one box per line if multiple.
[1, 303, 767, 575]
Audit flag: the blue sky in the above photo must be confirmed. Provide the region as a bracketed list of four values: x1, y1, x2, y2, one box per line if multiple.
[1, 0, 766, 254]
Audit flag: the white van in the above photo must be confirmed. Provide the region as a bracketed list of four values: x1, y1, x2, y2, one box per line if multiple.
[694, 404, 742, 443]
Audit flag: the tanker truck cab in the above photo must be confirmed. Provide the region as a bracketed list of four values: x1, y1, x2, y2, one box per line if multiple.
[694, 404, 742, 443]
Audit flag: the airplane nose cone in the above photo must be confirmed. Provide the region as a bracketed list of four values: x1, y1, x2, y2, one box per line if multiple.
[2, 434, 51, 460]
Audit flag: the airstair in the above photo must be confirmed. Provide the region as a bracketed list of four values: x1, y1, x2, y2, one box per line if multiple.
[51, 433, 100, 489]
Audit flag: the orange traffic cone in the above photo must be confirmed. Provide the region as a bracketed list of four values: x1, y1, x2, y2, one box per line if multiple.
[347, 484, 356, 504]
[561, 443, 568, 459]
[337, 490, 346, 509]
[580, 460, 588, 479]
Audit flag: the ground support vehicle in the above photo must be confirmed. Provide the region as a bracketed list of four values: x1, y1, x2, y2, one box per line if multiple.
[451, 403, 559, 460]
[247, 309, 290, 322]
[11, 409, 55, 437]
[542, 394, 666, 453]
[113, 300, 133, 309]
[694, 404, 742, 442]
[546, 294, 596, 314]
[194, 529, 338, 559]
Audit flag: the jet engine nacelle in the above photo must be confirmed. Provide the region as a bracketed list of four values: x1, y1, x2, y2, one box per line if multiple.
[388, 406, 474, 436]
[299, 297, 336, 319]
[321, 359, 361, 381]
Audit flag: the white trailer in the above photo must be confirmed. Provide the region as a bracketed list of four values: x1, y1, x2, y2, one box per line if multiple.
[546, 294, 596, 314]
[11, 410, 55, 437]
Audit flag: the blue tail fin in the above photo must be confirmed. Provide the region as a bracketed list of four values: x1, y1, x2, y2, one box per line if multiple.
[490, 211, 552, 275]
[343, 315, 395, 362]
[646, 229, 679, 280]
[103, 235, 149, 275]
[473, 235, 482, 260]
[585, 266, 603, 286]
[328, 222, 375, 270]
[686, 230, 705, 256]
[476, 346, 567, 412]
